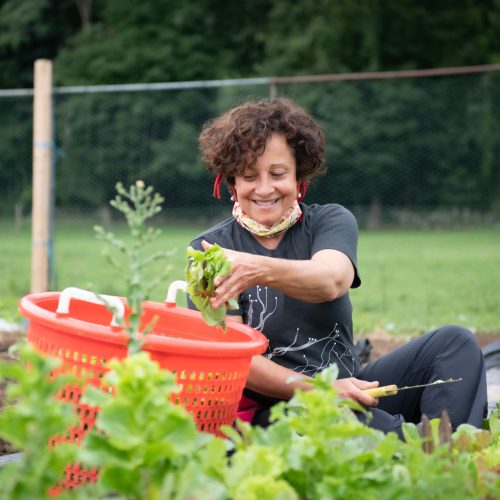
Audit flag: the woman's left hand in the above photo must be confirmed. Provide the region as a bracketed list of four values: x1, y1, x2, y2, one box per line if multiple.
[334, 377, 379, 407]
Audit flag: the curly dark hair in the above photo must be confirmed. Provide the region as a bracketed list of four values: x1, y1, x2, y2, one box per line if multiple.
[199, 98, 326, 184]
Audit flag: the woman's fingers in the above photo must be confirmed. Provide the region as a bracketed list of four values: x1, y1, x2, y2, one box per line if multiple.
[334, 377, 379, 407]
[199, 243, 256, 308]
[200, 240, 231, 288]
[211, 278, 239, 308]
[352, 379, 379, 390]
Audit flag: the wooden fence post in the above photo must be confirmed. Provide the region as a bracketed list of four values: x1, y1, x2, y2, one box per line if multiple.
[31, 59, 53, 293]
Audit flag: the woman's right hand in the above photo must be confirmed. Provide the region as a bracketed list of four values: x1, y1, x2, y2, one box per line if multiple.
[333, 377, 379, 407]
[201, 240, 261, 308]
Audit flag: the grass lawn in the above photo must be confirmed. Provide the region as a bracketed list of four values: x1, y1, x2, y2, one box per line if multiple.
[353, 229, 500, 335]
[0, 219, 499, 336]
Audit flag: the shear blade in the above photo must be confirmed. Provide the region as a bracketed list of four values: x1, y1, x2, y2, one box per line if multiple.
[398, 377, 462, 392]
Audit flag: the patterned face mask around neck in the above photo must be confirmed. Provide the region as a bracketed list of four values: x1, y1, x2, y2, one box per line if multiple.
[232, 200, 302, 238]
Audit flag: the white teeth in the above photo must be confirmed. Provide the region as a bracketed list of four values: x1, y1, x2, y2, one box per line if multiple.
[254, 200, 278, 206]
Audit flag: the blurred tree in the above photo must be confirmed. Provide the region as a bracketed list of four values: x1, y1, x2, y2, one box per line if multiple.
[1, 0, 499, 87]
[259, 0, 500, 75]
[1, 0, 500, 219]
[54, 0, 273, 85]
[74, 0, 92, 28]
[0, 0, 81, 88]
[258, 0, 382, 75]
[0, 99, 33, 219]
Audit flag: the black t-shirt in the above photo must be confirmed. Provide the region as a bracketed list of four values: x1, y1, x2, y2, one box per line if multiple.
[187, 203, 362, 402]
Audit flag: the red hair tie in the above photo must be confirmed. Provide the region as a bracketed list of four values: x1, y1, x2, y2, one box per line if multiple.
[213, 174, 223, 199]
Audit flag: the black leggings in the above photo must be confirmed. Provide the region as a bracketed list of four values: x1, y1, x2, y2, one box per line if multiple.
[357, 325, 487, 438]
[252, 326, 488, 437]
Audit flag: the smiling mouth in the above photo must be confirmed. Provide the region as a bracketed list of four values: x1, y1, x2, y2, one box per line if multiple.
[253, 199, 279, 206]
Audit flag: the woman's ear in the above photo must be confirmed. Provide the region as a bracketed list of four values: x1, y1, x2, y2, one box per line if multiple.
[297, 180, 308, 200]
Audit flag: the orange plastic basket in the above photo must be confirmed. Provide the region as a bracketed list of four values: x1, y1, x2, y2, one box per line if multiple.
[18, 285, 268, 490]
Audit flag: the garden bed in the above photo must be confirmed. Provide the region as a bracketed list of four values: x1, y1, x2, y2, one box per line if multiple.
[1, 325, 499, 457]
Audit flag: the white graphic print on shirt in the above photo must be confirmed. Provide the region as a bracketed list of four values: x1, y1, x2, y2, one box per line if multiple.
[246, 286, 354, 377]
[247, 285, 278, 330]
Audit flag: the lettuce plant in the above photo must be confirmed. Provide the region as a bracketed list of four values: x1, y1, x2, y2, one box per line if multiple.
[2, 181, 499, 499]
[78, 352, 228, 499]
[185, 244, 238, 330]
[223, 365, 500, 499]
[0, 343, 79, 499]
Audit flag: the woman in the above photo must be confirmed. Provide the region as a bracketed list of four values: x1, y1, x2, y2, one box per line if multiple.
[187, 97, 487, 437]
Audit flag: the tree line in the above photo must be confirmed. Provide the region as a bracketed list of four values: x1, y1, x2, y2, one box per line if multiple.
[2, 0, 500, 88]
[1, 0, 499, 221]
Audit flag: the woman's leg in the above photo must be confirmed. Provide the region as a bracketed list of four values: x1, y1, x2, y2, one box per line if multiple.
[358, 325, 487, 431]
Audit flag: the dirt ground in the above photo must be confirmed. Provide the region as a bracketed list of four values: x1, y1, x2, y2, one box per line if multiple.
[0, 327, 499, 456]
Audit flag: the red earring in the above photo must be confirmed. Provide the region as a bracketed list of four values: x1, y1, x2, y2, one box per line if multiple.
[213, 174, 223, 199]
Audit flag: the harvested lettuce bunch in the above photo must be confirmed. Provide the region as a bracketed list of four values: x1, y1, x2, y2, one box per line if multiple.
[185, 244, 238, 330]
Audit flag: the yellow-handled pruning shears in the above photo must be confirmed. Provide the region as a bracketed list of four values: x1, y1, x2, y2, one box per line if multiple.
[363, 378, 462, 398]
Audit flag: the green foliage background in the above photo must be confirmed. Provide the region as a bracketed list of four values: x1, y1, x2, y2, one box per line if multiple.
[3, 0, 500, 88]
[1, 0, 500, 222]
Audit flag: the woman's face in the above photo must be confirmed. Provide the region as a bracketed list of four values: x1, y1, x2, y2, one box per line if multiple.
[234, 133, 297, 226]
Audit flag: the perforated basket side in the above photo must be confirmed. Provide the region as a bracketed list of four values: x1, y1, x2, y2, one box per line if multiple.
[27, 322, 124, 491]
[20, 291, 268, 490]
[147, 349, 253, 435]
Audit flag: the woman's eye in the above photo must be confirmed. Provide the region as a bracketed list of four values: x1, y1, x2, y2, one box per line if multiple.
[271, 172, 284, 178]
[243, 175, 255, 181]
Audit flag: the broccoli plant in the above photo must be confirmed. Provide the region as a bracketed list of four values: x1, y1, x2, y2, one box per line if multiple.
[94, 181, 174, 354]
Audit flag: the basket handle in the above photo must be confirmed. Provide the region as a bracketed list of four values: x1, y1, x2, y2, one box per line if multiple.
[56, 287, 125, 327]
[165, 280, 187, 307]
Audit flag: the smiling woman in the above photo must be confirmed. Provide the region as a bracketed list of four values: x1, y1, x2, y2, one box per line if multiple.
[185, 97, 488, 438]
[233, 134, 298, 230]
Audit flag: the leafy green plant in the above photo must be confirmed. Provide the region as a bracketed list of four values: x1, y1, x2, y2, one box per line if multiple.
[94, 180, 174, 354]
[0, 343, 79, 500]
[78, 352, 228, 499]
[2, 343, 500, 499]
[222, 366, 500, 500]
[2, 181, 499, 499]
[185, 244, 238, 330]
[75, 182, 229, 498]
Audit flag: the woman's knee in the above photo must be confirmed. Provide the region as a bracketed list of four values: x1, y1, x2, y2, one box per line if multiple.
[418, 325, 483, 369]
[430, 325, 478, 351]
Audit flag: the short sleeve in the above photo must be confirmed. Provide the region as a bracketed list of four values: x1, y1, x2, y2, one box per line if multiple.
[309, 205, 361, 288]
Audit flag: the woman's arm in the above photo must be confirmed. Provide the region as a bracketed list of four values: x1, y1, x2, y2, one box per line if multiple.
[203, 240, 355, 308]
[229, 316, 379, 406]
[248, 355, 379, 406]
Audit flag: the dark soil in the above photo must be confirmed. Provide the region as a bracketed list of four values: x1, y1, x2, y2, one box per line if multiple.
[0, 327, 498, 456]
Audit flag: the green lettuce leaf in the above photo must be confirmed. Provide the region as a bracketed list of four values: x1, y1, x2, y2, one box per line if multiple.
[185, 244, 238, 330]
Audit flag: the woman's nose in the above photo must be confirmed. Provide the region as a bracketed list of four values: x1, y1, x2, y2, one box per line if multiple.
[254, 176, 274, 195]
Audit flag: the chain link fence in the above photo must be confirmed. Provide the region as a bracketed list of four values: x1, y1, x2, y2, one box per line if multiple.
[1, 67, 499, 229]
